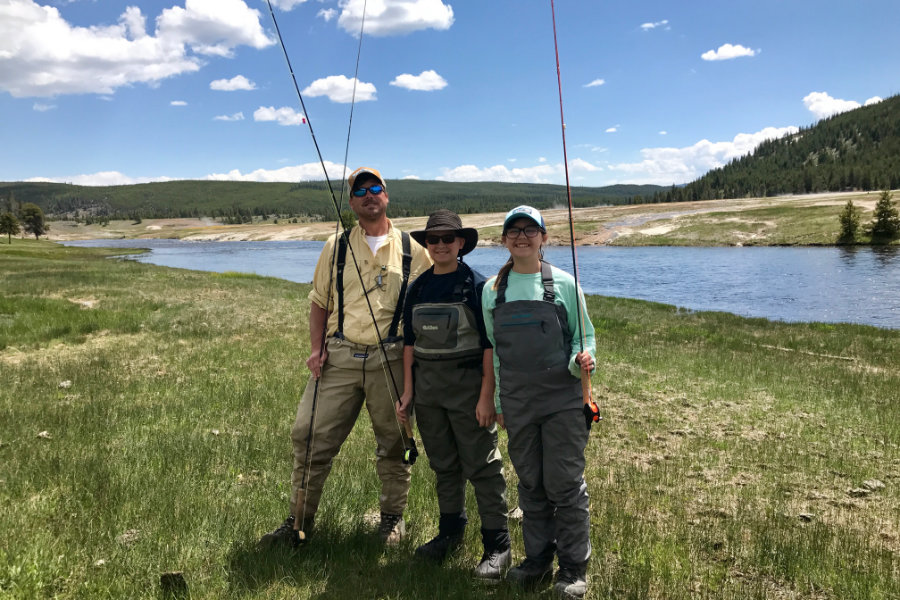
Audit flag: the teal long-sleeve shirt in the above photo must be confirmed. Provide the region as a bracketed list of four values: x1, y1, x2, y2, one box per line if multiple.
[481, 263, 596, 414]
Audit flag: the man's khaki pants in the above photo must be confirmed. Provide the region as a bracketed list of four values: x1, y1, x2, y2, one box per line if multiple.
[290, 336, 410, 523]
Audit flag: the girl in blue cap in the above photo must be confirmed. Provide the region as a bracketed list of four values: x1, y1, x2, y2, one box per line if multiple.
[481, 205, 596, 599]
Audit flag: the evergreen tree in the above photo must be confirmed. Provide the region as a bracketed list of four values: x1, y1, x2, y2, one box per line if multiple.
[838, 199, 860, 243]
[19, 203, 47, 239]
[869, 190, 900, 239]
[0, 212, 20, 243]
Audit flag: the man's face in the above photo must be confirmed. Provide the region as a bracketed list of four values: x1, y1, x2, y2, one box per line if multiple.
[349, 175, 389, 221]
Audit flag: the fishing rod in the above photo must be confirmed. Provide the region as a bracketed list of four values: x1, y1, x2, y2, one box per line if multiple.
[549, 0, 600, 429]
[265, 0, 417, 543]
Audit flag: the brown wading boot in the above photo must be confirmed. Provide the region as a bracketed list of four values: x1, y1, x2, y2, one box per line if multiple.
[473, 528, 511, 583]
[553, 561, 588, 599]
[257, 515, 311, 549]
[379, 513, 406, 545]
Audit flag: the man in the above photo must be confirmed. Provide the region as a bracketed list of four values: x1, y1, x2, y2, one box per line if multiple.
[260, 167, 432, 547]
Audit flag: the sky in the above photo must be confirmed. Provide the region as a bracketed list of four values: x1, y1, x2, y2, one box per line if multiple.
[1, 0, 898, 189]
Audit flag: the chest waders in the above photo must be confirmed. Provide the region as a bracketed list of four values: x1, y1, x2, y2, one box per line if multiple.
[410, 269, 483, 405]
[492, 261, 582, 429]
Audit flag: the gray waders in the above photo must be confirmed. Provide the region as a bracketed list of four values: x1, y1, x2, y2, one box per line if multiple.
[492, 261, 591, 567]
[411, 298, 508, 531]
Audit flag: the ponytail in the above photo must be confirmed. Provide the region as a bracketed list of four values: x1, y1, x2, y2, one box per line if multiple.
[493, 258, 514, 290]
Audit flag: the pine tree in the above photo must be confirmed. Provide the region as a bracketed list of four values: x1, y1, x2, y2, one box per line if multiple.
[869, 190, 900, 239]
[838, 199, 860, 243]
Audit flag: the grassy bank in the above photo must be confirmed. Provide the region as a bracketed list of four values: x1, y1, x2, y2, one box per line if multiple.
[1, 240, 898, 599]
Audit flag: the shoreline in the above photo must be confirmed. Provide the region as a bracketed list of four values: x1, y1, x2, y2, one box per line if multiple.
[42, 190, 897, 247]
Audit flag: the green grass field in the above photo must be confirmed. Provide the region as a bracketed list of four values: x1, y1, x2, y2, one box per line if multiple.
[1, 240, 898, 599]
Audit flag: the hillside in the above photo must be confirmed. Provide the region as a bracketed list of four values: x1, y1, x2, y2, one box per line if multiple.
[0, 179, 662, 222]
[657, 94, 900, 202]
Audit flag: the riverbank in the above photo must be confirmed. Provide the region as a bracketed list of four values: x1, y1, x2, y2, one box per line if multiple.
[43, 190, 898, 247]
[2, 240, 898, 599]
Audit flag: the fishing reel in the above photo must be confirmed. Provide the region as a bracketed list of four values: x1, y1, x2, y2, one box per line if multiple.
[583, 400, 601, 430]
[403, 437, 419, 465]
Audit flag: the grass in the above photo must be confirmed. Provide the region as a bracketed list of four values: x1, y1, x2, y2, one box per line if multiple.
[1, 240, 898, 599]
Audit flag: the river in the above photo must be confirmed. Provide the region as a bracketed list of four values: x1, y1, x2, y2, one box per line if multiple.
[62, 239, 900, 329]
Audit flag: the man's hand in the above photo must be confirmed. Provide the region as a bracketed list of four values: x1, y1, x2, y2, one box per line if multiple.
[306, 348, 328, 379]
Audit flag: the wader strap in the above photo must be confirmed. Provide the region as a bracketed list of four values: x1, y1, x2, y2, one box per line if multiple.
[540, 260, 555, 302]
[336, 229, 351, 336]
[496, 260, 555, 305]
[387, 232, 412, 340]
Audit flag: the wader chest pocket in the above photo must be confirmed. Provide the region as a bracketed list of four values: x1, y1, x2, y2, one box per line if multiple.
[414, 308, 459, 349]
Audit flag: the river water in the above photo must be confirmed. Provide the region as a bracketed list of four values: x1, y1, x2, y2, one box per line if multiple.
[62, 239, 900, 329]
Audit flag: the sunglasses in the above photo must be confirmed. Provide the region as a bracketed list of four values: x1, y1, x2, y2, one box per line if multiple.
[505, 226, 542, 239]
[352, 184, 384, 197]
[425, 233, 458, 245]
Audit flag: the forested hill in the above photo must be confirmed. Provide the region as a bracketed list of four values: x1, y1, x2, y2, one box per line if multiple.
[0, 179, 662, 222]
[653, 94, 900, 203]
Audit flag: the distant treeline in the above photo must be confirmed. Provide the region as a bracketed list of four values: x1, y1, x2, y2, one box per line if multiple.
[653, 94, 900, 203]
[0, 179, 662, 221]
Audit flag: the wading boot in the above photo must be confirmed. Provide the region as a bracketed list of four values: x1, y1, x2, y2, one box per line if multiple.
[506, 557, 554, 589]
[473, 528, 511, 583]
[378, 513, 406, 545]
[553, 561, 588, 599]
[257, 515, 307, 549]
[415, 512, 466, 562]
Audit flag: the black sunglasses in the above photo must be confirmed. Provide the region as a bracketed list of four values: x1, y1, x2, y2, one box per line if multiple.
[352, 184, 384, 197]
[425, 233, 458, 245]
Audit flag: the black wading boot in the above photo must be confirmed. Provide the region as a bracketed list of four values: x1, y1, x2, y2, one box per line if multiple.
[473, 527, 511, 583]
[415, 512, 467, 562]
[553, 560, 588, 599]
[506, 544, 555, 590]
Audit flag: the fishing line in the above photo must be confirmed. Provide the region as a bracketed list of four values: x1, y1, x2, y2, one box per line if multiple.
[549, 0, 599, 426]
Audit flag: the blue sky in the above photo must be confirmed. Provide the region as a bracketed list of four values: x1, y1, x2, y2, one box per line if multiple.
[1, 0, 897, 188]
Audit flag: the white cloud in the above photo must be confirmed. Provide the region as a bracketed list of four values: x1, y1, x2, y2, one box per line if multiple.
[607, 125, 798, 185]
[156, 0, 273, 57]
[606, 126, 618, 133]
[659, 130, 667, 135]
[26, 171, 175, 186]
[390, 70, 447, 91]
[301, 75, 376, 103]
[640, 19, 668, 31]
[270, 0, 309, 9]
[33, 102, 56, 111]
[205, 160, 346, 182]
[584, 79, 605, 88]
[436, 159, 601, 184]
[701, 43, 757, 61]
[318, 8, 337, 21]
[253, 106, 306, 125]
[802, 91, 883, 120]
[210, 74, 256, 91]
[214, 111, 245, 121]
[0, 0, 273, 98]
[170, 100, 188, 106]
[337, 0, 454, 37]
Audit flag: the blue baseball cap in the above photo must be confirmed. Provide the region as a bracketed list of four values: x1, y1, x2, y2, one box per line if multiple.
[503, 205, 546, 232]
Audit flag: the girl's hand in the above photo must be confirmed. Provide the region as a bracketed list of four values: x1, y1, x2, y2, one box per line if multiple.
[396, 391, 412, 424]
[575, 351, 595, 374]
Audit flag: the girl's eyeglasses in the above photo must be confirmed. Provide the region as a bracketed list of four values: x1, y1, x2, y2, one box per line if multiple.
[425, 233, 458, 245]
[352, 184, 384, 197]
[505, 226, 541, 239]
